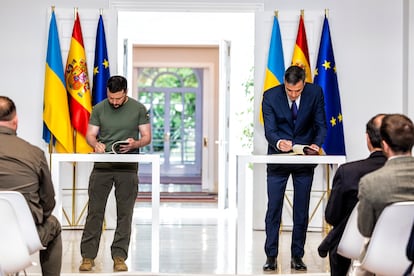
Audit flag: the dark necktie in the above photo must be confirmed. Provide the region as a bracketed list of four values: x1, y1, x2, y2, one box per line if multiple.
[291, 100, 298, 122]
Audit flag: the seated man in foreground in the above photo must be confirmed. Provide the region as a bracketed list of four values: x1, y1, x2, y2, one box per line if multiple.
[358, 113, 414, 275]
[0, 95, 62, 276]
[319, 113, 386, 276]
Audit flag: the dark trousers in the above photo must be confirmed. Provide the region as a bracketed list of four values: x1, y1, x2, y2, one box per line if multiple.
[264, 165, 314, 258]
[80, 169, 138, 259]
[329, 244, 351, 276]
[37, 215, 62, 276]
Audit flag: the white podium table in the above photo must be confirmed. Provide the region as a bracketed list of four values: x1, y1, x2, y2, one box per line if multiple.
[51, 153, 160, 273]
[235, 154, 346, 274]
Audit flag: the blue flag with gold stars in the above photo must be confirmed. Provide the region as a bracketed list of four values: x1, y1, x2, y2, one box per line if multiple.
[314, 16, 346, 155]
[92, 14, 110, 105]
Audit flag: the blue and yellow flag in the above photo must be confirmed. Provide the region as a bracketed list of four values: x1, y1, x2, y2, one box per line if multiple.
[314, 15, 346, 155]
[92, 14, 110, 105]
[43, 10, 74, 153]
[260, 13, 285, 124]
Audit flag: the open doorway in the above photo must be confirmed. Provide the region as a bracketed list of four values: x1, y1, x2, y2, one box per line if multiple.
[137, 67, 203, 185]
[117, 12, 255, 205]
[129, 44, 221, 204]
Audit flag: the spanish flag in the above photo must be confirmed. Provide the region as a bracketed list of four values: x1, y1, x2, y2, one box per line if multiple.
[65, 11, 93, 153]
[260, 12, 285, 124]
[43, 10, 74, 153]
[291, 11, 312, 82]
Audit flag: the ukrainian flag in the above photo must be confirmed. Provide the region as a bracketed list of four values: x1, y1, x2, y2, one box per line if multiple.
[260, 12, 285, 124]
[43, 10, 73, 153]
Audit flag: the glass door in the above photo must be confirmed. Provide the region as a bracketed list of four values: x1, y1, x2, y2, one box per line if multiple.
[137, 68, 202, 184]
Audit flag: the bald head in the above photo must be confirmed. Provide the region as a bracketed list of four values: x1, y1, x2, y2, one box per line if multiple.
[0, 96, 18, 130]
[366, 113, 386, 151]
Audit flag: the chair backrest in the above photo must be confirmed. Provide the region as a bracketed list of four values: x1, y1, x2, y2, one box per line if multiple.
[360, 201, 414, 276]
[337, 202, 365, 260]
[0, 198, 33, 274]
[0, 191, 44, 254]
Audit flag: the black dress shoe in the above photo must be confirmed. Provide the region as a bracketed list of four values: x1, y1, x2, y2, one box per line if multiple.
[263, 256, 277, 271]
[291, 256, 307, 271]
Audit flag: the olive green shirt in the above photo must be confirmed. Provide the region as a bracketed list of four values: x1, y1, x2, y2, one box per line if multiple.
[89, 97, 149, 170]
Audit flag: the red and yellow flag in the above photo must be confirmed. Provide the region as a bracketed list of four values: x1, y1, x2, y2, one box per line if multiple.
[291, 11, 312, 83]
[65, 12, 93, 153]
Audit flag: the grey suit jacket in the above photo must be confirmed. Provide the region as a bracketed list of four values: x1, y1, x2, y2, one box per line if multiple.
[358, 156, 414, 237]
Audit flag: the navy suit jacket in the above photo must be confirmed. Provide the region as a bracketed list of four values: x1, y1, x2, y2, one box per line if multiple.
[262, 82, 327, 155]
[318, 151, 386, 255]
[325, 151, 387, 227]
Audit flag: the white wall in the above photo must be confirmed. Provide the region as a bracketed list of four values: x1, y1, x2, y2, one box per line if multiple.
[0, 0, 412, 229]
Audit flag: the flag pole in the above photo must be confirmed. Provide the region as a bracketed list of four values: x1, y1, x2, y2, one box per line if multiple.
[66, 7, 94, 225]
[71, 5, 78, 226]
[48, 5, 55, 167]
[71, 131, 77, 226]
[324, 10, 331, 233]
[100, 8, 103, 15]
[48, 140, 53, 174]
[48, 140, 53, 155]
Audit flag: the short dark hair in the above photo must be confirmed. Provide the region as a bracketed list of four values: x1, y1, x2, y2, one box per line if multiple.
[107, 75, 127, 93]
[366, 113, 386, 148]
[0, 95, 16, 121]
[380, 114, 414, 153]
[284, 65, 306, 85]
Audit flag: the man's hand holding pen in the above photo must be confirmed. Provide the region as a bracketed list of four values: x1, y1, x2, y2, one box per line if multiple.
[94, 141, 106, 153]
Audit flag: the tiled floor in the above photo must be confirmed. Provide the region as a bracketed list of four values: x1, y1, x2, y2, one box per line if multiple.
[25, 200, 330, 276]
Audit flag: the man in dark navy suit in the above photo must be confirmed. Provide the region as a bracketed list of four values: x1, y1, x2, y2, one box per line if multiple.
[262, 65, 327, 271]
[318, 114, 386, 276]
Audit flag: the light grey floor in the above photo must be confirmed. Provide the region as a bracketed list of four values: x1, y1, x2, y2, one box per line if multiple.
[26, 200, 330, 276]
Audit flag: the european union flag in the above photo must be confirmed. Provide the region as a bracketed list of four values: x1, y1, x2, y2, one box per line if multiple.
[92, 14, 110, 105]
[314, 16, 346, 155]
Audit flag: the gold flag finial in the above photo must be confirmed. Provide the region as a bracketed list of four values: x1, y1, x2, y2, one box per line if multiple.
[100, 8, 103, 15]
[74, 7, 78, 19]
[325, 9, 329, 18]
[301, 9, 304, 17]
[51, 6, 55, 12]
[274, 10, 278, 18]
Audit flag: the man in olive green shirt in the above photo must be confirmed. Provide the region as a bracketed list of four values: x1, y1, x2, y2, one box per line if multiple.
[79, 76, 151, 272]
